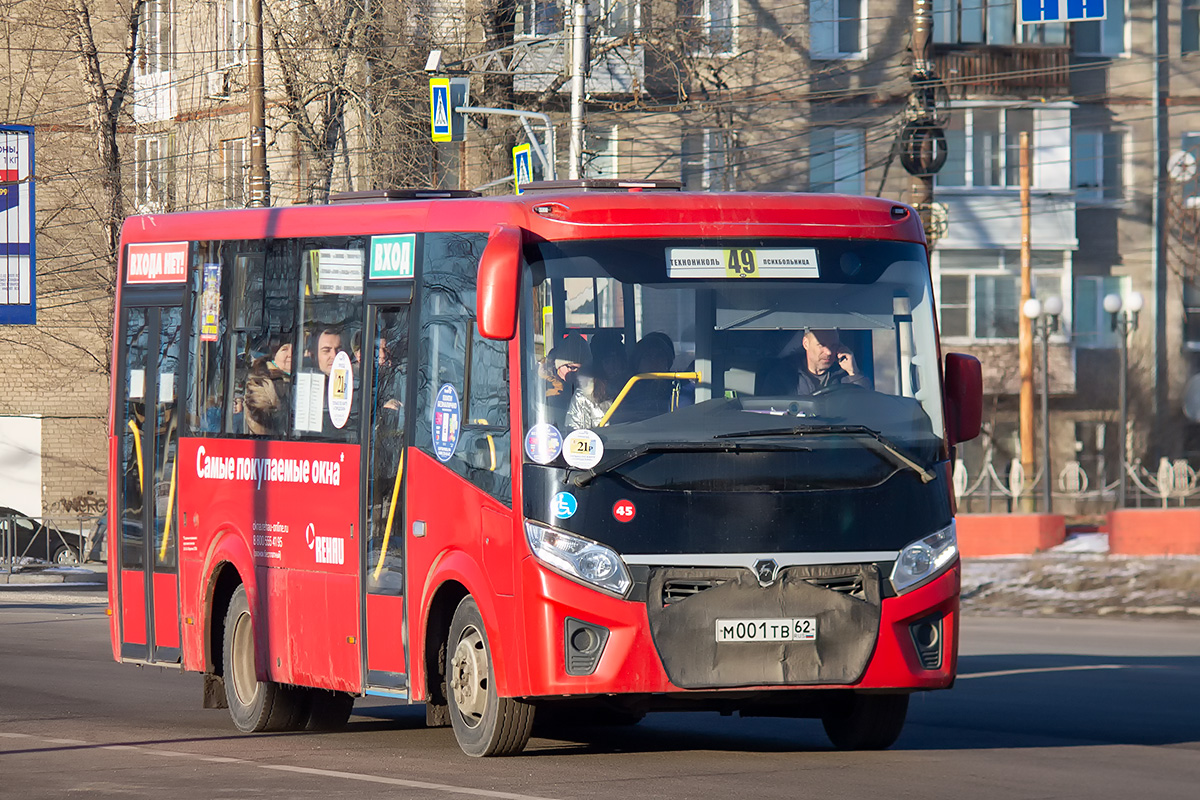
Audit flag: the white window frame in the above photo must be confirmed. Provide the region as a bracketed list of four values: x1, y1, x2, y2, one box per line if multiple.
[516, 0, 640, 38]
[134, 135, 170, 213]
[810, 0, 866, 60]
[809, 127, 865, 194]
[1182, 133, 1200, 208]
[682, 0, 737, 56]
[681, 128, 734, 190]
[1073, 0, 1127, 57]
[516, 0, 564, 36]
[136, 0, 172, 78]
[937, 103, 1072, 192]
[221, 0, 249, 67]
[934, 249, 1070, 344]
[222, 138, 247, 207]
[583, 124, 620, 179]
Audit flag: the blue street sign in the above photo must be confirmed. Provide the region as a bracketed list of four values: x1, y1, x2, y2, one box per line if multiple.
[1020, 0, 1104, 23]
[512, 144, 533, 195]
[430, 78, 451, 142]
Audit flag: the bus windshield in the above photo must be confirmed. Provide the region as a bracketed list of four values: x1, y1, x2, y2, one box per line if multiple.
[522, 237, 945, 486]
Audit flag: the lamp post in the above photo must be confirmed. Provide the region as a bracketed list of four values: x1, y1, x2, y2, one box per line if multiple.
[1103, 291, 1144, 508]
[1022, 296, 1063, 513]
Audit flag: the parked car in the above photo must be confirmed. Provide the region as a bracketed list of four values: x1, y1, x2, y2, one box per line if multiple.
[87, 514, 144, 564]
[0, 508, 89, 565]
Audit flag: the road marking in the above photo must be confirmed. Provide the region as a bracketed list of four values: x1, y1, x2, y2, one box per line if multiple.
[958, 664, 1130, 679]
[5, 733, 562, 800]
[260, 764, 562, 799]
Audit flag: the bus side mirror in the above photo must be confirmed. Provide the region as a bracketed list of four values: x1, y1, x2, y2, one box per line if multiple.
[476, 224, 523, 340]
[943, 352, 982, 445]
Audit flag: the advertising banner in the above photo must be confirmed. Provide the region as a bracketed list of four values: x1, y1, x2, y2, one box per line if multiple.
[1, 125, 34, 324]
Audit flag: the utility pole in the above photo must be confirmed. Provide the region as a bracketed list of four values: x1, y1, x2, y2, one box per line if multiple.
[1018, 132, 1035, 512]
[247, 0, 270, 207]
[569, 1, 587, 180]
[909, 0, 934, 237]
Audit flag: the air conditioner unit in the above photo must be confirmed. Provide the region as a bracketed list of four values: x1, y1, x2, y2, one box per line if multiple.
[206, 69, 230, 100]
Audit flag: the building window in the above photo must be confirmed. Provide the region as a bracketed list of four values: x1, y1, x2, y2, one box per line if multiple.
[134, 136, 171, 212]
[937, 250, 1067, 342]
[222, 138, 247, 207]
[809, 128, 864, 194]
[810, 0, 863, 59]
[1074, 0, 1126, 57]
[681, 0, 735, 55]
[932, 0, 1012, 45]
[583, 125, 619, 179]
[222, 0, 249, 65]
[1186, 0, 1200, 55]
[136, 0, 172, 77]
[1187, 279, 1200, 348]
[681, 128, 733, 190]
[1074, 275, 1130, 349]
[939, 107, 1035, 189]
[518, 0, 637, 37]
[1073, 129, 1125, 202]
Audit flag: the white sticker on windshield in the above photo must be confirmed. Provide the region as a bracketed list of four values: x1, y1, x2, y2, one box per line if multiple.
[563, 429, 604, 470]
[666, 247, 820, 279]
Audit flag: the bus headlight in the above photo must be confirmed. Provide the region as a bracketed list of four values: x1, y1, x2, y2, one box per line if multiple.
[890, 522, 957, 595]
[524, 521, 632, 597]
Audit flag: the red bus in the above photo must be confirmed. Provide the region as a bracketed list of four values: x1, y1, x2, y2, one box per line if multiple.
[107, 181, 982, 756]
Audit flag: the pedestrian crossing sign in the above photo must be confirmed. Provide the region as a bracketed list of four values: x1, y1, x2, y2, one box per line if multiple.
[513, 144, 533, 195]
[430, 78, 451, 142]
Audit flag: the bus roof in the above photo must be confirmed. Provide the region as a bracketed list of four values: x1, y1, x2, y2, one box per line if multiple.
[119, 191, 926, 246]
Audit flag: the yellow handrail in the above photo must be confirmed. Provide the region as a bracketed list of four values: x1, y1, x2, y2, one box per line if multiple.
[599, 372, 701, 427]
[127, 419, 144, 487]
[475, 419, 496, 471]
[372, 449, 405, 582]
[158, 462, 177, 562]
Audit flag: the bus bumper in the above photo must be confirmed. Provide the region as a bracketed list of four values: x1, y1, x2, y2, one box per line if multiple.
[516, 557, 960, 698]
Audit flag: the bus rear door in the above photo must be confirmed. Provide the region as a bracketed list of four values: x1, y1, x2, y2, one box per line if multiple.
[361, 290, 413, 693]
[115, 298, 186, 664]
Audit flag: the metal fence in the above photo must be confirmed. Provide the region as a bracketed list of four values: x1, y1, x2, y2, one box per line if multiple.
[0, 514, 104, 571]
[954, 449, 1200, 515]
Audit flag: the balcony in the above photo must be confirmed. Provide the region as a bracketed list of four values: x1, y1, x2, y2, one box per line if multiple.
[933, 45, 1071, 99]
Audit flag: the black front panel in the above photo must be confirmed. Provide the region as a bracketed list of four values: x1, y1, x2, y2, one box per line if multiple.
[523, 461, 952, 555]
[646, 564, 882, 689]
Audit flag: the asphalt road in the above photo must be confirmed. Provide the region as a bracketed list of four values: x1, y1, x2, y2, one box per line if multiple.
[1, 585, 1198, 800]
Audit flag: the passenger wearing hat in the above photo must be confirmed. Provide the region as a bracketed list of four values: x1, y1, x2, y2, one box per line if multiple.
[566, 330, 629, 430]
[538, 333, 589, 426]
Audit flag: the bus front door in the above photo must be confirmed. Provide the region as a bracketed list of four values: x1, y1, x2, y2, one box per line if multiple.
[361, 304, 411, 692]
[116, 304, 185, 664]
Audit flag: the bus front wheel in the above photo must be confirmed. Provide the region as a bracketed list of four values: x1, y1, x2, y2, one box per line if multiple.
[821, 693, 909, 750]
[222, 585, 306, 732]
[446, 596, 534, 756]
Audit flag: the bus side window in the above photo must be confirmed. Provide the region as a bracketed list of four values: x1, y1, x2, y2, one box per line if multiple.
[415, 232, 512, 505]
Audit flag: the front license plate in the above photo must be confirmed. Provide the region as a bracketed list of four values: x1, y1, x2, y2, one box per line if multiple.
[715, 618, 817, 643]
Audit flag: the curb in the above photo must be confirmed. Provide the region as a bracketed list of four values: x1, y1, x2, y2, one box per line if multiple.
[0, 568, 107, 586]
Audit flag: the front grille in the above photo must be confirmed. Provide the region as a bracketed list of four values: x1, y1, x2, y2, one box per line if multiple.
[662, 578, 728, 606]
[804, 573, 866, 599]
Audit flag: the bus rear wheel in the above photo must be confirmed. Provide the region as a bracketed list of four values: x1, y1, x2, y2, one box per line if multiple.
[822, 693, 909, 750]
[222, 585, 306, 732]
[304, 689, 355, 731]
[446, 596, 534, 757]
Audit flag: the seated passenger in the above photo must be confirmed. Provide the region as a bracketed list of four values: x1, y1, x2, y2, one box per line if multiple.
[759, 328, 872, 396]
[537, 333, 589, 427]
[566, 330, 627, 430]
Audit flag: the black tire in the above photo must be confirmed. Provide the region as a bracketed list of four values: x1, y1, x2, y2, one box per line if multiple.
[304, 689, 355, 731]
[52, 545, 79, 565]
[446, 596, 535, 757]
[222, 585, 307, 732]
[822, 693, 909, 751]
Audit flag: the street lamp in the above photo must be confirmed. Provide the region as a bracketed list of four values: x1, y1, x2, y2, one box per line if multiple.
[1022, 295, 1063, 513]
[1103, 290, 1144, 508]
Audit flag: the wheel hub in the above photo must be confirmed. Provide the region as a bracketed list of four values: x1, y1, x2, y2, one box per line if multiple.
[450, 625, 488, 727]
[230, 611, 258, 705]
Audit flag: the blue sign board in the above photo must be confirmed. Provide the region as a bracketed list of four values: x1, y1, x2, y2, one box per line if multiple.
[0, 125, 35, 325]
[1020, 0, 1105, 23]
[430, 79, 451, 142]
[513, 144, 533, 195]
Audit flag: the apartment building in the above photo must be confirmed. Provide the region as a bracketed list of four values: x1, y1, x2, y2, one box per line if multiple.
[2, 0, 1198, 518]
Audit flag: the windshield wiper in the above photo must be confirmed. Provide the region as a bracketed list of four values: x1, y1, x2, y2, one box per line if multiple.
[567, 440, 807, 487]
[714, 424, 937, 483]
